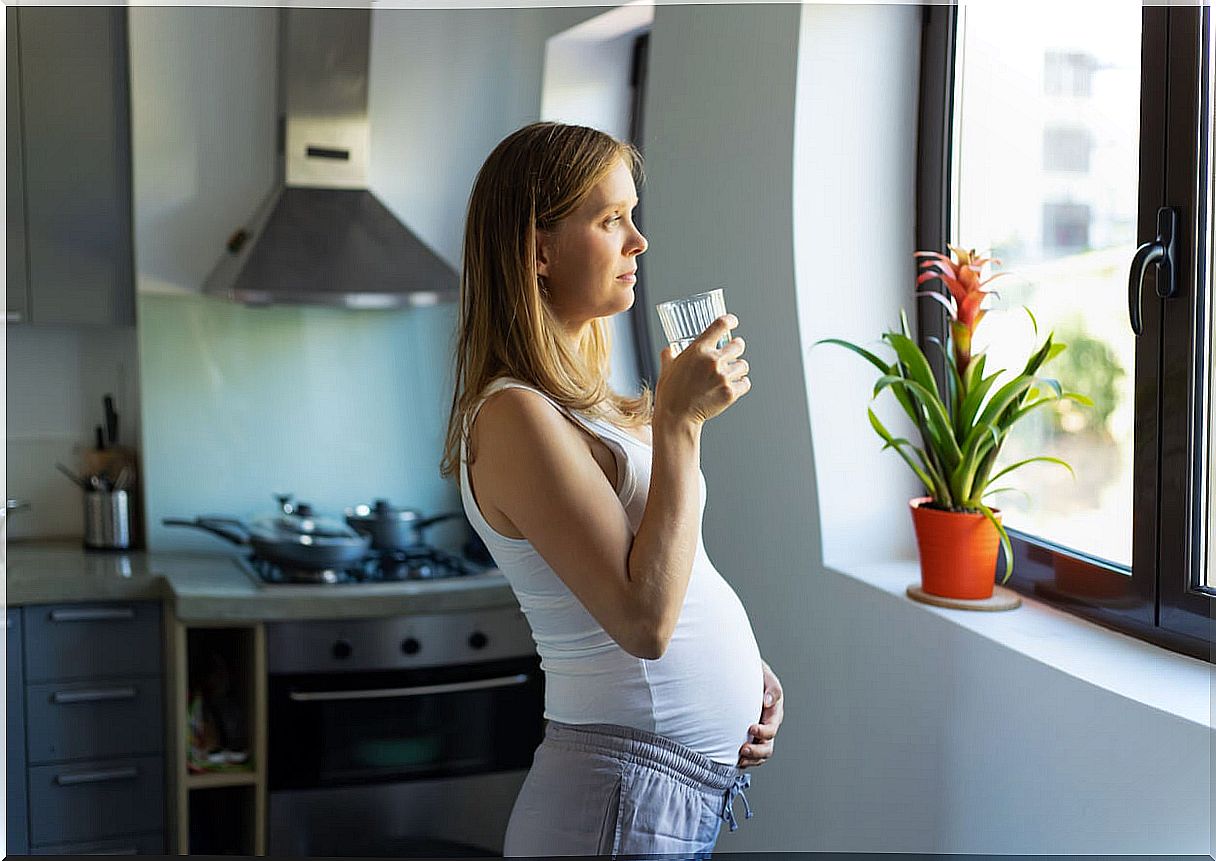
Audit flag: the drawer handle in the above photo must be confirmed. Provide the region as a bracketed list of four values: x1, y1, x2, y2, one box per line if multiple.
[49, 607, 136, 623]
[52, 686, 137, 704]
[54, 766, 139, 786]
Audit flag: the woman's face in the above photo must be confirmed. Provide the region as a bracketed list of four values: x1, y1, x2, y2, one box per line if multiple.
[536, 158, 648, 337]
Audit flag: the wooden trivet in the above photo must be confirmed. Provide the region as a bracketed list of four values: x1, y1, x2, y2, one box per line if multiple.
[906, 583, 1022, 612]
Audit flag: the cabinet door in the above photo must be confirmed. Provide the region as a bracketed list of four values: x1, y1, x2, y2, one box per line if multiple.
[7, 608, 29, 855]
[19, 7, 134, 326]
[6, 7, 30, 324]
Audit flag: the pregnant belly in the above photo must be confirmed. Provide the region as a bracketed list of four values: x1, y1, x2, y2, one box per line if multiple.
[649, 582, 765, 764]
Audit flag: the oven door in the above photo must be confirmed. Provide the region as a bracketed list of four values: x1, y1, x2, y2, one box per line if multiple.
[268, 654, 544, 790]
[268, 770, 529, 857]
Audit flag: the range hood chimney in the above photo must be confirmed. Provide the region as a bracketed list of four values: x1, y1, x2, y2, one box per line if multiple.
[203, 8, 458, 309]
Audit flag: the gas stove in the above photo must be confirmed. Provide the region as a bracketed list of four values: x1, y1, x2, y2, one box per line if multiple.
[239, 545, 494, 585]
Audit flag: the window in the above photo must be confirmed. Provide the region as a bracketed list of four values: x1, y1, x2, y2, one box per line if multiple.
[1041, 201, 1091, 250]
[1042, 127, 1092, 172]
[918, 6, 1212, 661]
[1045, 49, 1097, 98]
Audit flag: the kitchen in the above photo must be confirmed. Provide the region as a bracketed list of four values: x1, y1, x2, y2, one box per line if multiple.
[5, 2, 1212, 858]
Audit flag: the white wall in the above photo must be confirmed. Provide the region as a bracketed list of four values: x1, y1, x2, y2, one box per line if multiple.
[540, 5, 654, 395]
[641, 2, 1208, 853]
[367, 6, 603, 270]
[794, 5, 923, 567]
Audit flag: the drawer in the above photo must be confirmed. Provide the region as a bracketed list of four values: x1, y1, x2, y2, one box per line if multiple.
[30, 831, 165, 855]
[28, 755, 164, 846]
[24, 602, 161, 682]
[8, 607, 29, 854]
[26, 676, 163, 764]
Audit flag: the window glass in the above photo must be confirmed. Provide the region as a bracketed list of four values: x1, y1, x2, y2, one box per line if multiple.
[954, 5, 1141, 567]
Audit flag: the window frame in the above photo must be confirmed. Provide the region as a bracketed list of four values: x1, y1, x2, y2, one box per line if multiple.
[916, 4, 1211, 663]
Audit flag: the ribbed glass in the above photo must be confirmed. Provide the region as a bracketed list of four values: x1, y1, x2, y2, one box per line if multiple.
[655, 288, 728, 355]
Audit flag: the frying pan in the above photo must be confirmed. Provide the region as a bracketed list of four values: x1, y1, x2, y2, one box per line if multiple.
[163, 515, 371, 569]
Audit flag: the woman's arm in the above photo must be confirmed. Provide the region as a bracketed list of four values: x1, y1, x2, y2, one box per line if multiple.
[469, 315, 748, 659]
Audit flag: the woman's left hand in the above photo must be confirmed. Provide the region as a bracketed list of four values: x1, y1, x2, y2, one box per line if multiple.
[738, 660, 784, 769]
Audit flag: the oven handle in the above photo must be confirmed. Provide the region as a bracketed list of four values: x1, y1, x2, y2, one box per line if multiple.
[287, 672, 531, 703]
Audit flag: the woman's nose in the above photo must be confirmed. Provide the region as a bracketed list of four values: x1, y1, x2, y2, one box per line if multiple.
[630, 228, 648, 256]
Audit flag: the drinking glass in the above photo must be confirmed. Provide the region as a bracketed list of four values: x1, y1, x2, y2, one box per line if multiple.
[655, 288, 731, 356]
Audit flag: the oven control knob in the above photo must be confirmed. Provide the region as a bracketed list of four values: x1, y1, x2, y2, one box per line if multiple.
[332, 639, 353, 660]
[468, 631, 489, 650]
[401, 637, 421, 655]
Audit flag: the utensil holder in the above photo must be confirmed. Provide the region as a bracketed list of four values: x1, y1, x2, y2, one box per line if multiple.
[84, 489, 131, 550]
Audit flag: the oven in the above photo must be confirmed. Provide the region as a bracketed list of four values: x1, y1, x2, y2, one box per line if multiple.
[265, 606, 544, 857]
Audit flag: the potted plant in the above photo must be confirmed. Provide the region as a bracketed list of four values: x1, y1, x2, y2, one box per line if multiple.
[818, 247, 1091, 600]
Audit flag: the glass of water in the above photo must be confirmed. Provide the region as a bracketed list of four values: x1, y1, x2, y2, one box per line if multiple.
[655, 288, 731, 356]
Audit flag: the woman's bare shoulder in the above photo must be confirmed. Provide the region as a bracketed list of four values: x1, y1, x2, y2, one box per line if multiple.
[470, 385, 582, 463]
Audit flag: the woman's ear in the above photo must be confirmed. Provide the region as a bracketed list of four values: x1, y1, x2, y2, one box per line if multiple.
[535, 229, 554, 279]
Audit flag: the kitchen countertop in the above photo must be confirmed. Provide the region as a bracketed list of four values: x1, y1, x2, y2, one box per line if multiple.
[4, 540, 518, 621]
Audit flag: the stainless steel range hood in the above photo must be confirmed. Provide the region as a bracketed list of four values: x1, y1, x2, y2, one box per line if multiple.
[203, 8, 458, 310]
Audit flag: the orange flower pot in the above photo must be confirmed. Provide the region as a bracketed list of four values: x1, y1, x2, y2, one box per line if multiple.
[909, 497, 1001, 599]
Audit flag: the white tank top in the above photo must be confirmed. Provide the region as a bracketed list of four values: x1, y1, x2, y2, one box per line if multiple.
[459, 376, 764, 764]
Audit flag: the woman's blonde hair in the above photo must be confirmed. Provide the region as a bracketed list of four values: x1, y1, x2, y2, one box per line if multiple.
[440, 121, 653, 479]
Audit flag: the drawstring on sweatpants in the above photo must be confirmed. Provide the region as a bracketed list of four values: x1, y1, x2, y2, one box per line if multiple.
[721, 773, 753, 832]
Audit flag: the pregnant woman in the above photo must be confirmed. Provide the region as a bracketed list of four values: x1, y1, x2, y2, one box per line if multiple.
[440, 121, 785, 858]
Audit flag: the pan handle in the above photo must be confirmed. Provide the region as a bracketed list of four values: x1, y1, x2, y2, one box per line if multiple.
[162, 517, 251, 546]
[412, 511, 465, 536]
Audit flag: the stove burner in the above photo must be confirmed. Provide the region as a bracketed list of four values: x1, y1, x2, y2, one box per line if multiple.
[242, 545, 489, 585]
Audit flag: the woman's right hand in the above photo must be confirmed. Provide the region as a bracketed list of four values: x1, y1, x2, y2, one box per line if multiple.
[654, 314, 751, 428]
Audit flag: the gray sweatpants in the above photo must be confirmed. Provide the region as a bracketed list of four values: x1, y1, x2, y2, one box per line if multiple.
[503, 720, 755, 858]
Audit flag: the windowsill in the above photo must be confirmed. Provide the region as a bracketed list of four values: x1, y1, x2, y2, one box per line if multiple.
[825, 558, 1212, 730]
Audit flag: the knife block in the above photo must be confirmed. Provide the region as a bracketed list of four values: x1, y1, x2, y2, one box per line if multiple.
[80, 445, 145, 549]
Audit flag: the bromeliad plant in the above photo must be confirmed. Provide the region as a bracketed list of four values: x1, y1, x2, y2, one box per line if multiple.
[818, 246, 1091, 582]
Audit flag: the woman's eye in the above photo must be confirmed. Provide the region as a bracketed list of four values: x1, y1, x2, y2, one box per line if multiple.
[606, 215, 622, 225]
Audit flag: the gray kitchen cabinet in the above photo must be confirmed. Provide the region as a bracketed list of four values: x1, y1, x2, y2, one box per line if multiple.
[24, 601, 161, 682]
[17, 601, 165, 855]
[8, 608, 29, 855]
[7, 7, 134, 326]
[29, 832, 166, 855]
[6, 8, 30, 324]
[26, 676, 164, 764]
[126, 7, 279, 299]
[28, 756, 164, 846]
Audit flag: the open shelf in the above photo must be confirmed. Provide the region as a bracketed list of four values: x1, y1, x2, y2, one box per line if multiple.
[188, 785, 257, 855]
[186, 769, 258, 790]
[165, 611, 267, 855]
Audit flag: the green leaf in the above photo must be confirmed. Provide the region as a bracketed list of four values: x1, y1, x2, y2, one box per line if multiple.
[982, 486, 1032, 505]
[873, 374, 962, 469]
[978, 502, 1014, 584]
[962, 352, 988, 395]
[1038, 377, 1063, 398]
[1021, 333, 1056, 378]
[814, 338, 890, 375]
[883, 332, 944, 406]
[957, 369, 1002, 440]
[926, 336, 964, 427]
[1023, 306, 1038, 337]
[953, 421, 1000, 502]
[981, 456, 1075, 491]
[1006, 396, 1064, 428]
[867, 408, 940, 498]
[963, 374, 1037, 452]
